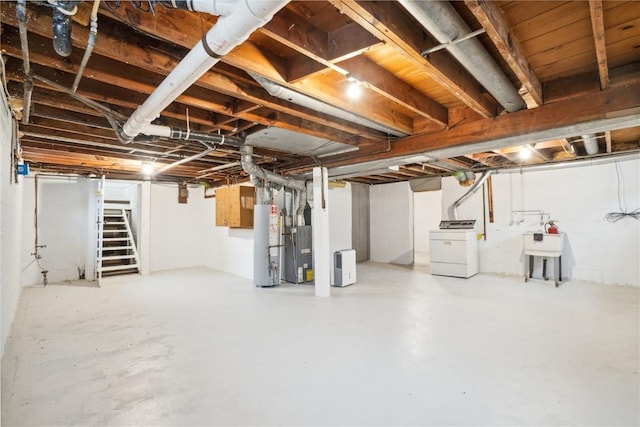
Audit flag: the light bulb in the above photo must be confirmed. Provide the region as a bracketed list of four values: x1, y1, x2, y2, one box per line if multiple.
[141, 162, 154, 175]
[519, 146, 531, 160]
[347, 82, 362, 99]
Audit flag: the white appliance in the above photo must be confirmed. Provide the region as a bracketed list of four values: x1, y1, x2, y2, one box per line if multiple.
[429, 220, 478, 278]
[333, 249, 356, 287]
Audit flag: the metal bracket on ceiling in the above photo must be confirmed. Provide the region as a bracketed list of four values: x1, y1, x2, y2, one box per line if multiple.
[421, 28, 486, 57]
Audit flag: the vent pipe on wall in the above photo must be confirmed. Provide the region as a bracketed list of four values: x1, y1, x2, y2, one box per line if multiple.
[398, 0, 525, 113]
[449, 170, 493, 220]
[119, 0, 289, 142]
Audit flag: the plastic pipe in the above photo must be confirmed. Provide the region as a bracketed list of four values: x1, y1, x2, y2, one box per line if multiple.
[121, 0, 289, 141]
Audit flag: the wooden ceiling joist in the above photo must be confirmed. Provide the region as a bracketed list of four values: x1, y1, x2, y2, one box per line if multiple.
[464, 0, 543, 106]
[588, 0, 610, 90]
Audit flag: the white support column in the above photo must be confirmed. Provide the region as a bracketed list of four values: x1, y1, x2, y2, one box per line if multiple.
[313, 167, 330, 297]
[139, 181, 151, 275]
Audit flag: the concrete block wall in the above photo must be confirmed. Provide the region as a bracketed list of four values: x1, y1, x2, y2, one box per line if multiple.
[1, 92, 23, 355]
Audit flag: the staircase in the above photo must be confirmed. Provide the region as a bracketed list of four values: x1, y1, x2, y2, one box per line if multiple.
[98, 208, 140, 277]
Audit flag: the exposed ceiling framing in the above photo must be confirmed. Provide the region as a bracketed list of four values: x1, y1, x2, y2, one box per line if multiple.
[1, 0, 638, 187]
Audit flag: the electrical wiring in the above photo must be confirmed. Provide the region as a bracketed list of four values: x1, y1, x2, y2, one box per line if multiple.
[605, 162, 639, 222]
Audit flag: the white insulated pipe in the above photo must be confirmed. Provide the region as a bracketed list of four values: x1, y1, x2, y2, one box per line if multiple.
[581, 134, 600, 155]
[120, 0, 289, 141]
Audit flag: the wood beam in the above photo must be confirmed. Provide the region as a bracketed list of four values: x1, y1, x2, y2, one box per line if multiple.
[329, 0, 497, 118]
[315, 80, 640, 168]
[588, 0, 610, 90]
[90, 2, 413, 135]
[464, 0, 543, 106]
[339, 56, 448, 126]
[0, 5, 389, 142]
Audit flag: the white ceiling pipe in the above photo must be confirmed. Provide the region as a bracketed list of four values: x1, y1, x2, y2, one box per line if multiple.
[581, 134, 600, 155]
[120, 0, 289, 142]
[398, 0, 525, 113]
[155, 142, 215, 174]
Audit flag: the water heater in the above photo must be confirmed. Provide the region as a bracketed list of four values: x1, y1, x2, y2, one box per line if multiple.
[253, 204, 281, 287]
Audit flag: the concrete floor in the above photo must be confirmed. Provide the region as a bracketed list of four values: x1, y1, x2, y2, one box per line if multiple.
[2, 263, 639, 426]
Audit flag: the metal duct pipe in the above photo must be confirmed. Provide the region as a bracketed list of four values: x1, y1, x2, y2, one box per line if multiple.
[581, 134, 600, 155]
[50, 0, 81, 57]
[155, 142, 214, 174]
[398, 0, 525, 113]
[120, 0, 289, 142]
[495, 152, 639, 174]
[72, 0, 100, 92]
[240, 145, 305, 192]
[249, 73, 406, 137]
[449, 170, 493, 220]
[16, 0, 32, 124]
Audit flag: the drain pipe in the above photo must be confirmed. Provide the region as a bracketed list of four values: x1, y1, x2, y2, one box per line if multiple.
[240, 145, 307, 224]
[398, 0, 525, 113]
[16, 0, 33, 124]
[50, 0, 81, 57]
[581, 134, 600, 155]
[72, 0, 101, 92]
[119, 0, 289, 142]
[449, 170, 493, 220]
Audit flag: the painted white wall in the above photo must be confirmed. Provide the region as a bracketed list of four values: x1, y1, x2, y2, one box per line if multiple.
[21, 176, 91, 286]
[204, 195, 254, 280]
[370, 181, 414, 265]
[413, 190, 443, 265]
[328, 183, 352, 284]
[1, 94, 24, 355]
[149, 182, 209, 272]
[440, 158, 640, 286]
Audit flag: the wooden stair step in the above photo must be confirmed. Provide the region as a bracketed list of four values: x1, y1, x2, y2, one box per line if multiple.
[100, 264, 140, 272]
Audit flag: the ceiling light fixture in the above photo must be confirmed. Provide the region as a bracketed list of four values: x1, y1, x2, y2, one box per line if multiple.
[345, 73, 362, 100]
[141, 162, 154, 176]
[519, 146, 531, 160]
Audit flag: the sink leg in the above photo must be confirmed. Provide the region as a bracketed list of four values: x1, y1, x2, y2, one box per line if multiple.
[543, 258, 548, 281]
[559, 256, 562, 282]
[529, 255, 534, 279]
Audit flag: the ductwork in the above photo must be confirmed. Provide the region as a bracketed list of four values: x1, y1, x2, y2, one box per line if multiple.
[449, 170, 493, 220]
[240, 145, 307, 225]
[581, 134, 600, 155]
[249, 73, 407, 137]
[120, 0, 289, 142]
[16, 0, 32, 124]
[398, 0, 526, 113]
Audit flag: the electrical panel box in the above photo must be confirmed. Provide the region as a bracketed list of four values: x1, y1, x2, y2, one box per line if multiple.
[215, 186, 254, 228]
[283, 225, 313, 284]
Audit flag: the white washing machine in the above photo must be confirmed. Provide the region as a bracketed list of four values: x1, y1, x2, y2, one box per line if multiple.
[429, 220, 478, 278]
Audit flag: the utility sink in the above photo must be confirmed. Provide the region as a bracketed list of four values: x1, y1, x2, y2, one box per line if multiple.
[523, 232, 565, 257]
